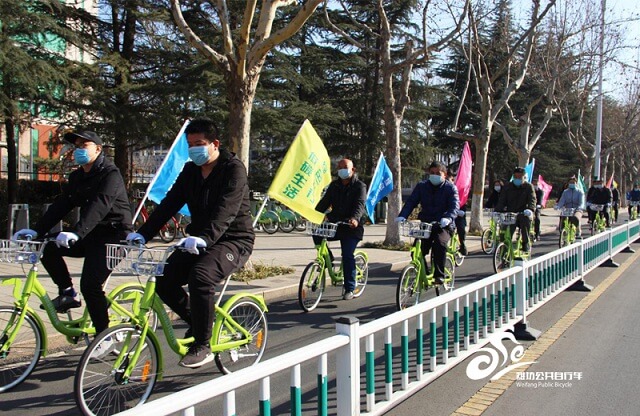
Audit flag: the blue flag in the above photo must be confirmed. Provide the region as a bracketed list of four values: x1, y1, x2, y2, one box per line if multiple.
[524, 158, 535, 182]
[365, 153, 394, 224]
[142, 120, 191, 217]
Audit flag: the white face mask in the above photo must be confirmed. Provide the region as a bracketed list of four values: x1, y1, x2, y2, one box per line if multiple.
[494, 186, 501, 192]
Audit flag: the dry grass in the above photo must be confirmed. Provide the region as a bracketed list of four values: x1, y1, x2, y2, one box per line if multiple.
[232, 262, 295, 282]
[361, 241, 411, 251]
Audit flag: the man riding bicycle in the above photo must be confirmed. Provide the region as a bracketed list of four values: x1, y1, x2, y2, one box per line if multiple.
[556, 176, 585, 236]
[127, 119, 254, 368]
[626, 182, 640, 217]
[586, 177, 612, 227]
[396, 161, 459, 284]
[312, 158, 367, 301]
[494, 167, 536, 253]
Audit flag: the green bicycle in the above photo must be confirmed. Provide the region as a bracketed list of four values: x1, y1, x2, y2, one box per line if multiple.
[396, 221, 456, 311]
[629, 200, 639, 221]
[589, 204, 607, 235]
[74, 243, 268, 415]
[481, 211, 502, 254]
[493, 213, 532, 273]
[0, 238, 150, 393]
[298, 222, 369, 312]
[558, 207, 579, 248]
[448, 230, 465, 267]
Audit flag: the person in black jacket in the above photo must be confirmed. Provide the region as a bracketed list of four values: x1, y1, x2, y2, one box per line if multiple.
[586, 177, 612, 227]
[13, 130, 133, 337]
[495, 167, 537, 253]
[127, 119, 254, 369]
[313, 158, 367, 300]
[485, 180, 503, 209]
[611, 183, 619, 223]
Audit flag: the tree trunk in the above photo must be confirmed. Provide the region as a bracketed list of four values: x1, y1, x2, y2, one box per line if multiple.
[4, 117, 17, 204]
[468, 132, 491, 234]
[227, 72, 259, 171]
[383, 114, 402, 246]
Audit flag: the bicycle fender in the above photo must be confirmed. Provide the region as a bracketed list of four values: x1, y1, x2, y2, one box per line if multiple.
[222, 293, 268, 313]
[1, 277, 23, 300]
[106, 282, 146, 298]
[354, 250, 369, 262]
[279, 209, 297, 221]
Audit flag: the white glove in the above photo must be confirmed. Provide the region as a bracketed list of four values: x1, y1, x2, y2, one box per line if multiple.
[440, 218, 452, 228]
[536, 205, 541, 209]
[56, 232, 79, 248]
[394, 217, 406, 223]
[523, 209, 533, 218]
[554, 205, 559, 210]
[126, 232, 146, 245]
[456, 209, 465, 217]
[12, 228, 38, 241]
[177, 236, 207, 255]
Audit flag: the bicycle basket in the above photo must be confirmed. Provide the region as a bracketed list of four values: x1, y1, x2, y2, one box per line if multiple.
[499, 213, 517, 226]
[0, 239, 43, 264]
[590, 204, 605, 212]
[106, 244, 169, 276]
[307, 222, 338, 238]
[400, 221, 432, 239]
[560, 207, 576, 217]
[491, 212, 503, 221]
[630, 201, 640, 207]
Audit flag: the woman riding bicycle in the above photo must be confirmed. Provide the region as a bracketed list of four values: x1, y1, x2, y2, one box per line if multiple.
[127, 119, 254, 369]
[396, 161, 459, 284]
[556, 176, 585, 236]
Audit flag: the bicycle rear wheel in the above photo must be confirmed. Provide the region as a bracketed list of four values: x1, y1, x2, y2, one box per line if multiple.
[396, 264, 421, 310]
[298, 262, 325, 312]
[278, 219, 296, 233]
[559, 228, 569, 248]
[442, 256, 456, 292]
[214, 299, 268, 374]
[353, 252, 369, 298]
[493, 243, 512, 273]
[75, 325, 159, 416]
[158, 220, 178, 243]
[0, 308, 43, 392]
[481, 228, 495, 254]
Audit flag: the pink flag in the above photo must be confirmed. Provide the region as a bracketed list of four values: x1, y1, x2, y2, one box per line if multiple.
[454, 142, 473, 206]
[538, 175, 553, 207]
[606, 172, 614, 188]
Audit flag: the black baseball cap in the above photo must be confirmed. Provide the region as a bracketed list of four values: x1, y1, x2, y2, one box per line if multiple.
[513, 167, 525, 174]
[63, 130, 103, 146]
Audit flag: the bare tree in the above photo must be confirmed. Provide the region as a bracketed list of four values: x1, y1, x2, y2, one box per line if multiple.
[326, 0, 469, 245]
[170, 0, 325, 169]
[449, 0, 556, 233]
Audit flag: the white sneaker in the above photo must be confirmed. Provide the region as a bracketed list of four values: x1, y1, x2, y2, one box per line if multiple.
[90, 336, 115, 359]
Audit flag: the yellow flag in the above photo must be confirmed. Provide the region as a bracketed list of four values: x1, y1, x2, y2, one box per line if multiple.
[268, 120, 332, 224]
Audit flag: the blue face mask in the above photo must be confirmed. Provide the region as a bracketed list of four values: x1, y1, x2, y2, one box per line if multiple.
[494, 186, 501, 192]
[188, 145, 210, 166]
[512, 178, 523, 186]
[337, 168, 351, 180]
[569, 184, 576, 189]
[73, 148, 90, 165]
[429, 174, 444, 186]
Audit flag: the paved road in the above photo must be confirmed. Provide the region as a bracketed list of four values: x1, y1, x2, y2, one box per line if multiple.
[0, 211, 629, 414]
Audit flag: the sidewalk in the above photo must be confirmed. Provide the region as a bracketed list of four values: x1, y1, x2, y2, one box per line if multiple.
[0, 210, 563, 343]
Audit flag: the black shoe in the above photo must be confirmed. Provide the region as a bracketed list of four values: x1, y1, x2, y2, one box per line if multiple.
[459, 245, 468, 256]
[179, 343, 213, 368]
[41, 292, 81, 313]
[434, 275, 444, 285]
[184, 327, 193, 339]
[522, 245, 530, 253]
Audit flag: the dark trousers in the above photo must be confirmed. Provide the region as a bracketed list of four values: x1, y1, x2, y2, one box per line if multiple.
[312, 235, 360, 292]
[419, 225, 451, 279]
[508, 214, 532, 250]
[454, 215, 466, 247]
[40, 227, 126, 333]
[612, 203, 619, 222]
[156, 241, 251, 345]
[534, 209, 541, 237]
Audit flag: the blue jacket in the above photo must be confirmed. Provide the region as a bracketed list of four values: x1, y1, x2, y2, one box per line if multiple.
[557, 188, 585, 210]
[627, 189, 640, 202]
[399, 180, 459, 222]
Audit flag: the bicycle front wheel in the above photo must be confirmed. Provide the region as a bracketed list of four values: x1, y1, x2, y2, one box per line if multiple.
[353, 252, 369, 298]
[559, 228, 569, 248]
[442, 256, 456, 292]
[396, 264, 421, 311]
[298, 262, 325, 312]
[214, 299, 268, 374]
[75, 325, 159, 416]
[278, 219, 295, 233]
[493, 243, 512, 273]
[481, 228, 495, 254]
[0, 308, 43, 392]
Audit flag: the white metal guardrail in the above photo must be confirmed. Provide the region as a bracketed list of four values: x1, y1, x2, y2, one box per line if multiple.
[116, 220, 640, 416]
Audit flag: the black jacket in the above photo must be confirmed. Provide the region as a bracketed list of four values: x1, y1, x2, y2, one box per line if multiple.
[586, 186, 612, 205]
[534, 187, 544, 209]
[34, 153, 132, 238]
[495, 181, 537, 213]
[485, 189, 501, 209]
[138, 149, 254, 248]
[315, 175, 367, 240]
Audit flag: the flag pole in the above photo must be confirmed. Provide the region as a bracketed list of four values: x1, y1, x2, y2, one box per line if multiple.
[252, 196, 270, 228]
[132, 119, 190, 224]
